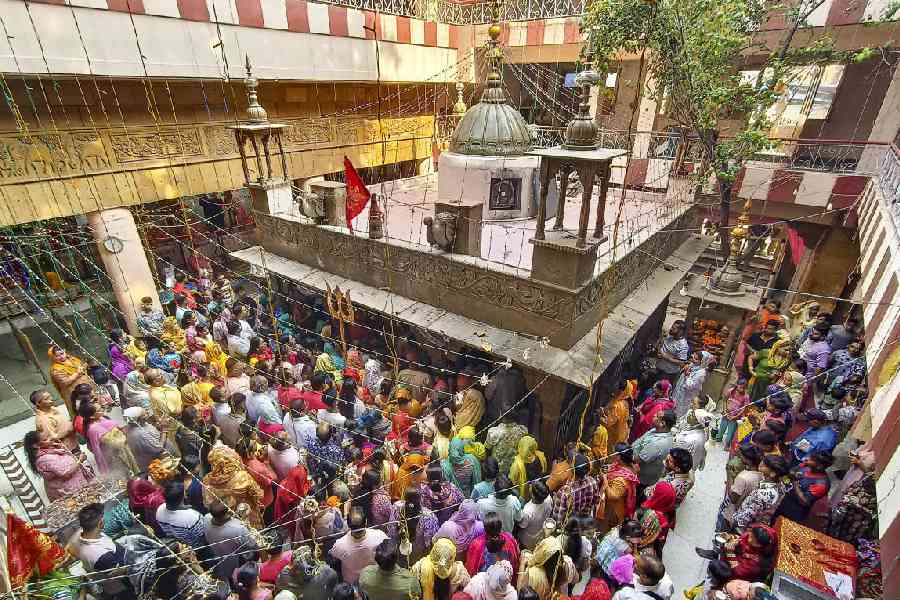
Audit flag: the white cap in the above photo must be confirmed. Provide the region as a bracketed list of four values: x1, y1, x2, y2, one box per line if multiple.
[122, 406, 145, 421]
[274, 592, 297, 600]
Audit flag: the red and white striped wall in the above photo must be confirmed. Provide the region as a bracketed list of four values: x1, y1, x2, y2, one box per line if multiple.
[618, 157, 871, 209]
[853, 145, 900, 598]
[35, 0, 458, 48]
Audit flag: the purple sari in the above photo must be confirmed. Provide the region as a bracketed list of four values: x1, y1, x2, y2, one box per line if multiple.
[109, 344, 134, 381]
[433, 499, 484, 555]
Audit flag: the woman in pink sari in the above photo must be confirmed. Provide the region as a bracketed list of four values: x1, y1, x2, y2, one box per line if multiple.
[433, 500, 484, 559]
[631, 380, 674, 440]
[23, 430, 93, 500]
[80, 403, 137, 478]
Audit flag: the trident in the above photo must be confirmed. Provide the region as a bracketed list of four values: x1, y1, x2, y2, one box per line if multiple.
[325, 282, 355, 357]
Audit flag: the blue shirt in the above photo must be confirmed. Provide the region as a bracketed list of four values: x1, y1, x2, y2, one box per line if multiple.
[791, 426, 838, 463]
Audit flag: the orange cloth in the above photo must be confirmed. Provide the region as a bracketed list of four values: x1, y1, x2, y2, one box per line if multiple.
[774, 517, 858, 595]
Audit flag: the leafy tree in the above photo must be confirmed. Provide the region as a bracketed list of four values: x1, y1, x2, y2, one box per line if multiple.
[583, 0, 836, 256]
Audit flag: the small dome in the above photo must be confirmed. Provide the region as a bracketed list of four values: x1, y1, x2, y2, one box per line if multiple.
[449, 72, 533, 156]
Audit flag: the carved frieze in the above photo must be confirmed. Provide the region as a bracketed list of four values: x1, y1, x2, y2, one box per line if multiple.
[109, 128, 204, 162]
[255, 213, 572, 323]
[282, 118, 332, 147]
[0, 133, 111, 180]
[205, 126, 239, 156]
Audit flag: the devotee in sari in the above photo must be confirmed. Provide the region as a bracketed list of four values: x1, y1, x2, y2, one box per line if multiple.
[127, 478, 165, 535]
[411, 537, 471, 600]
[32, 388, 79, 453]
[465, 512, 520, 579]
[147, 368, 183, 449]
[48, 345, 91, 416]
[747, 339, 793, 400]
[315, 342, 345, 383]
[108, 329, 135, 384]
[160, 316, 187, 353]
[421, 463, 466, 524]
[394, 448, 430, 500]
[517, 536, 578, 600]
[124, 357, 152, 410]
[508, 436, 547, 500]
[455, 370, 486, 430]
[203, 444, 265, 528]
[386, 486, 441, 564]
[463, 560, 517, 600]
[434, 500, 485, 559]
[442, 437, 483, 497]
[23, 429, 93, 500]
[79, 402, 137, 478]
[632, 380, 673, 440]
[606, 381, 635, 454]
[635, 481, 676, 556]
[600, 444, 640, 534]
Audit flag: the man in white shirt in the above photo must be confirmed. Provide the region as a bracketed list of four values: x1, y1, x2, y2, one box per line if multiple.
[226, 321, 250, 358]
[612, 556, 674, 600]
[318, 392, 347, 429]
[268, 431, 301, 480]
[475, 475, 522, 533]
[155, 479, 207, 549]
[329, 507, 389, 584]
[284, 399, 316, 448]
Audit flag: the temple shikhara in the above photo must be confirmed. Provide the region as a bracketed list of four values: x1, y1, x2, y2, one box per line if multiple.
[0, 0, 897, 599]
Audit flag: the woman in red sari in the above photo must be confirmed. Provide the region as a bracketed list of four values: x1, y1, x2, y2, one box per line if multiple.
[631, 380, 673, 441]
[128, 478, 166, 535]
[725, 524, 778, 582]
[599, 443, 641, 533]
[273, 464, 311, 539]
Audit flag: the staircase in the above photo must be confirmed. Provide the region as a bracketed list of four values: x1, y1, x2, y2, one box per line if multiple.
[0, 444, 47, 530]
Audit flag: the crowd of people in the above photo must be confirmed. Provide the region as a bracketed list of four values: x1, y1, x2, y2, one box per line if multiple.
[20, 270, 880, 600]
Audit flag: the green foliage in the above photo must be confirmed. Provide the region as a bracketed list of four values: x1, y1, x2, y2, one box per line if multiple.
[582, 0, 830, 182]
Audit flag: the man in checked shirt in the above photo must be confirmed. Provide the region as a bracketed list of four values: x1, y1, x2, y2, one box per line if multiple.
[552, 453, 603, 523]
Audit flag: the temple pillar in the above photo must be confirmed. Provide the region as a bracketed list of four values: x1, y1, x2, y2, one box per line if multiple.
[87, 208, 161, 336]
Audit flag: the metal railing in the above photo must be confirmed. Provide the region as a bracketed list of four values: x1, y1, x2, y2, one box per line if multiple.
[310, 0, 587, 23]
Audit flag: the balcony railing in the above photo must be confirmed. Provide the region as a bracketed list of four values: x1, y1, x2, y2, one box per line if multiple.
[437, 0, 586, 24]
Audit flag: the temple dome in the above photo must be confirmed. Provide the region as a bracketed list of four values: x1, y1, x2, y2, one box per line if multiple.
[449, 71, 533, 156]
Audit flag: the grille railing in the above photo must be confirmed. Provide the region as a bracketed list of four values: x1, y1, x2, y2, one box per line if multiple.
[310, 0, 587, 23]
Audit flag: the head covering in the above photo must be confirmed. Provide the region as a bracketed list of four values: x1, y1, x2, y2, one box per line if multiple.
[457, 425, 486, 460]
[642, 481, 676, 514]
[274, 464, 311, 523]
[698, 350, 715, 369]
[204, 446, 246, 487]
[608, 554, 635, 586]
[123, 406, 144, 423]
[523, 537, 564, 600]
[442, 438, 482, 491]
[805, 408, 828, 422]
[433, 500, 482, 550]
[127, 478, 165, 530]
[465, 561, 516, 600]
[274, 592, 297, 600]
[510, 435, 547, 496]
[416, 538, 459, 600]
[656, 379, 671, 396]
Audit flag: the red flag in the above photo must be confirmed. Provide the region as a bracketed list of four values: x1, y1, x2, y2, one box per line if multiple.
[343, 156, 371, 234]
[6, 513, 65, 587]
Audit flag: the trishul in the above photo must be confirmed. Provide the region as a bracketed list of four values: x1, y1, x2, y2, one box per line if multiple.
[325, 282, 355, 356]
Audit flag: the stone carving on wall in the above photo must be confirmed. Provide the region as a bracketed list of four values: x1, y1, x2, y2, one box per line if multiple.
[109, 128, 203, 162]
[256, 213, 572, 323]
[0, 133, 111, 181]
[205, 126, 239, 156]
[282, 118, 332, 147]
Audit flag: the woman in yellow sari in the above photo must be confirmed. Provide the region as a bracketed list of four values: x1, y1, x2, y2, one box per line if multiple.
[517, 536, 578, 600]
[606, 380, 635, 454]
[48, 346, 91, 417]
[123, 337, 147, 363]
[411, 537, 470, 600]
[456, 425, 486, 461]
[455, 387, 485, 430]
[203, 445, 265, 528]
[314, 342, 344, 384]
[204, 339, 229, 381]
[509, 436, 547, 500]
[160, 316, 187, 353]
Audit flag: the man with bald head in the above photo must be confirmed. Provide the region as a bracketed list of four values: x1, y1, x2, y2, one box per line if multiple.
[306, 421, 346, 477]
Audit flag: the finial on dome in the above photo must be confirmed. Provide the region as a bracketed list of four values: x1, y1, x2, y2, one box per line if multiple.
[452, 82, 467, 116]
[243, 54, 268, 124]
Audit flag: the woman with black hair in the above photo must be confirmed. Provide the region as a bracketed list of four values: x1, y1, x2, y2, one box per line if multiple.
[234, 562, 272, 600]
[353, 469, 393, 530]
[464, 511, 521, 580]
[23, 429, 92, 500]
[420, 463, 464, 525]
[387, 486, 440, 565]
[601, 443, 641, 533]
